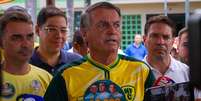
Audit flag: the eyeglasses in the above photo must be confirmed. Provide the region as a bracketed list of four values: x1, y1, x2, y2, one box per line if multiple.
[43, 26, 68, 35]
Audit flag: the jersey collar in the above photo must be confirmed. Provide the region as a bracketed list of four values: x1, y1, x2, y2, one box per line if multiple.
[86, 54, 120, 71]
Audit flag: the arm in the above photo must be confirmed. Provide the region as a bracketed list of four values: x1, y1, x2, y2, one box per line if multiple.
[44, 74, 68, 101]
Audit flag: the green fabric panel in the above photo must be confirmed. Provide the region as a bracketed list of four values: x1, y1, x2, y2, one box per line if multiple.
[44, 74, 68, 101]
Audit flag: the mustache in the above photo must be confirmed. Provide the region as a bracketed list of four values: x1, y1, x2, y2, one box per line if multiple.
[17, 47, 33, 54]
[154, 45, 166, 50]
[105, 35, 120, 41]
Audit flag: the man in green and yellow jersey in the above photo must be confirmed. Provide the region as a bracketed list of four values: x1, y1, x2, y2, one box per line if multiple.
[0, 7, 52, 101]
[44, 2, 154, 101]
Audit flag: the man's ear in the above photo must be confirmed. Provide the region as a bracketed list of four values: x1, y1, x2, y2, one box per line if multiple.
[143, 35, 146, 42]
[35, 25, 40, 36]
[80, 28, 87, 42]
[143, 35, 148, 48]
[171, 37, 175, 46]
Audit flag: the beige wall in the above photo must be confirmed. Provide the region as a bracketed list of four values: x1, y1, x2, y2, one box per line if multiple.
[115, 2, 201, 34]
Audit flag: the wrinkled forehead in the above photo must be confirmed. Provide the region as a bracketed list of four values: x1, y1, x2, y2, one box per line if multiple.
[149, 23, 173, 33]
[4, 21, 33, 33]
[89, 8, 120, 23]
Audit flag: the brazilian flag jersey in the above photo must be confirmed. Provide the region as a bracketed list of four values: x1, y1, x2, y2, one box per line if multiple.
[44, 54, 155, 101]
[1, 64, 52, 101]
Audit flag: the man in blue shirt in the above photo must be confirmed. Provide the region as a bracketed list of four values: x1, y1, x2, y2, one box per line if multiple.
[30, 6, 82, 76]
[124, 34, 147, 60]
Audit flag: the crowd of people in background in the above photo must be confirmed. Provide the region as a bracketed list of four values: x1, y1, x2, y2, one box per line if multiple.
[0, 1, 200, 101]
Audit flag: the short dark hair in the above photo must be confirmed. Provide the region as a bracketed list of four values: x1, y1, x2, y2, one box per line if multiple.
[73, 30, 85, 45]
[144, 15, 176, 37]
[37, 6, 67, 27]
[80, 2, 121, 29]
[0, 11, 33, 37]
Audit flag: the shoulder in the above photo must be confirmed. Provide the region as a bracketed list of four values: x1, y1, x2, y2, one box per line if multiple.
[119, 55, 150, 70]
[171, 57, 189, 71]
[56, 57, 87, 75]
[120, 54, 146, 63]
[126, 44, 134, 49]
[60, 50, 82, 64]
[30, 64, 53, 78]
[141, 44, 146, 48]
[61, 50, 82, 58]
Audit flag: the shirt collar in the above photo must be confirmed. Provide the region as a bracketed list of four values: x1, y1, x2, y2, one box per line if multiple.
[143, 55, 175, 73]
[87, 54, 120, 70]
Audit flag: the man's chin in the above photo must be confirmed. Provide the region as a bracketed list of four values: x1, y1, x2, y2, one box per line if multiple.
[51, 47, 62, 53]
[106, 48, 118, 54]
[18, 57, 31, 63]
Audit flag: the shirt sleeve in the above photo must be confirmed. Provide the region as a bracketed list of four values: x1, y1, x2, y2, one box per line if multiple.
[44, 74, 68, 101]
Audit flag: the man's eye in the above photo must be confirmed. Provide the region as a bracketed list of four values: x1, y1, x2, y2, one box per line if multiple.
[98, 23, 107, 29]
[11, 35, 22, 41]
[60, 29, 68, 33]
[48, 28, 57, 32]
[150, 34, 158, 38]
[114, 23, 120, 29]
[27, 33, 34, 40]
[163, 36, 171, 40]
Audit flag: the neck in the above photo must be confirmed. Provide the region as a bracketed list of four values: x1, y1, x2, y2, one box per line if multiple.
[134, 43, 140, 47]
[90, 51, 118, 66]
[3, 60, 30, 75]
[147, 55, 171, 74]
[37, 47, 60, 67]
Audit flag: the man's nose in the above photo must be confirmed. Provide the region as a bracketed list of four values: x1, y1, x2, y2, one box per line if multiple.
[107, 24, 119, 34]
[21, 40, 29, 48]
[157, 36, 166, 44]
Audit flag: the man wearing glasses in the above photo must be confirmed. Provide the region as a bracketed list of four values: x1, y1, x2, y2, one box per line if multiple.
[44, 2, 154, 101]
[30, 6, 82, 76]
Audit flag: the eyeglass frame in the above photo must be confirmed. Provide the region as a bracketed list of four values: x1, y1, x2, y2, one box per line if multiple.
[43, 26, 68, 35]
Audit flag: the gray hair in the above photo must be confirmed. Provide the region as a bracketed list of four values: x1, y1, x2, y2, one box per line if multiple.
[80, 2, 121, 29]
[0, 11, 33, 37]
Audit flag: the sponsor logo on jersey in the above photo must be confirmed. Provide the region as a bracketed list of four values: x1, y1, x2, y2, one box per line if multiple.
[1, 82, 15, 98]
[31, 80, 41, 93]
[122, 86, 136, 101]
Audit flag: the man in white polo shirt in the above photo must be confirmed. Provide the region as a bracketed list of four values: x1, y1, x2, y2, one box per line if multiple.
[143, 15, 189, 86]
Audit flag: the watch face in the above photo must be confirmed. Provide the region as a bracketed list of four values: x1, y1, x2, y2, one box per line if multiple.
[84, 80, 126, 101]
